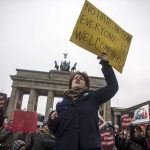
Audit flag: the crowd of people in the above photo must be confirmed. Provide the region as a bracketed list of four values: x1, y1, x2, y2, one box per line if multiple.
[0, 118, 55, 150]
[114, 123, 150, 150]
[0, 53, 149, 150]
[1, 108, 150, 150]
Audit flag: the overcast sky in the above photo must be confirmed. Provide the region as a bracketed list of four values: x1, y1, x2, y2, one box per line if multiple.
[0, 0, 150, 115]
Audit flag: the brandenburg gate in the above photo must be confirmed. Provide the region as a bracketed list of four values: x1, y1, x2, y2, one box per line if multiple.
[6, 55, 112, 122]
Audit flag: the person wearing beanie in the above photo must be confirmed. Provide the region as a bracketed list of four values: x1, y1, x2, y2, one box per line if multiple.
[12, 140, 25, 150]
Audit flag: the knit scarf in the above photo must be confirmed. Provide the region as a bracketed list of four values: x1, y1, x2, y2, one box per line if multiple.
[64, 87, 88, 100]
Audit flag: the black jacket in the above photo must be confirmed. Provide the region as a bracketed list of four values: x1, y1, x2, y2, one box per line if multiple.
[48, 61, 118, 150]
[32, 129, 55, 150]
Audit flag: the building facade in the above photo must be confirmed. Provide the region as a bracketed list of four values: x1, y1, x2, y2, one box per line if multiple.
[111, 101, 150, 126]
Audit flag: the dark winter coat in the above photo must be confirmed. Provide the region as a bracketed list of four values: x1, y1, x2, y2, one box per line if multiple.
[25, 132, 36, 150]
[0, 128, 23, 150]
[48, 61, 118, 150]
[32, 129, 55, 150]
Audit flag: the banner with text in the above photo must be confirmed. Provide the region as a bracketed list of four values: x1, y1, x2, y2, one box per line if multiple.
[132, 104, 150, 124]
[99, 123, 116, 150]
[70, 0, 132, 73]
[121, 112, 134, 130]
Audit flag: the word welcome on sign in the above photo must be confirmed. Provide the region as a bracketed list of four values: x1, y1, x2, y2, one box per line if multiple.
[70, 0, 132, 73]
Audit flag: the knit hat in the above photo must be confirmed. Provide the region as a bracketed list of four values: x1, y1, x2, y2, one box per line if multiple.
[12, 140, 25, 150]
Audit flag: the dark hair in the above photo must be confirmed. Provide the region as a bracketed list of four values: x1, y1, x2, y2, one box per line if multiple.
[68, 71, 90, 89]
[145, 124, 150, 138]
[130, 125, 142, 140]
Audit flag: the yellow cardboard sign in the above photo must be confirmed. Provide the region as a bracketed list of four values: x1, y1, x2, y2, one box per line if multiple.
[70, 0, 132, 73]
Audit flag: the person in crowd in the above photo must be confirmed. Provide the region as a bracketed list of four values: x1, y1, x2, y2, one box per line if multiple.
[113, 125, 121, 149]
[25, 122, 43, 150]
[116, 129, 130, 150]
[25, 132, 35, 150]
[0, 94, 5, 128]
[0, 119, 24, 149]
[117, 125, 145, 150]
[48, 53, 119, 150]
[32, 122, 55, 150]
[12, 140, 26, 150]
[0, 120, 13, 149]
[144, 124, 150, 150]
[129, 125, 145, 149]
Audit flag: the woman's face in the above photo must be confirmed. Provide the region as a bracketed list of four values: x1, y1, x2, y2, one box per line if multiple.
[71, 74, 86, 89]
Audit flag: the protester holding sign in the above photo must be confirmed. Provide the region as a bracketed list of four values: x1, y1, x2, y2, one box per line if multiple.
[48, 53, 118, 150]
[99, 123, 116, 150]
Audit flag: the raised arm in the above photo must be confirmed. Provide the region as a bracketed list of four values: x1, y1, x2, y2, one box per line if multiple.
[93, 53, 119, 105]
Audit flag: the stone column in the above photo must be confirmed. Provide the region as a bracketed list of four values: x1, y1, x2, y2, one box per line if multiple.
[103, 103, 106, 121]
[27, 89, 38, 112]
[113, 112, 118, 125]
[105, 100, 111, 122]
[16, 90, 24, 110]
[113, 115, 117, 125]
[6, 87, 20, 120]
[44, 91, 54, 121]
